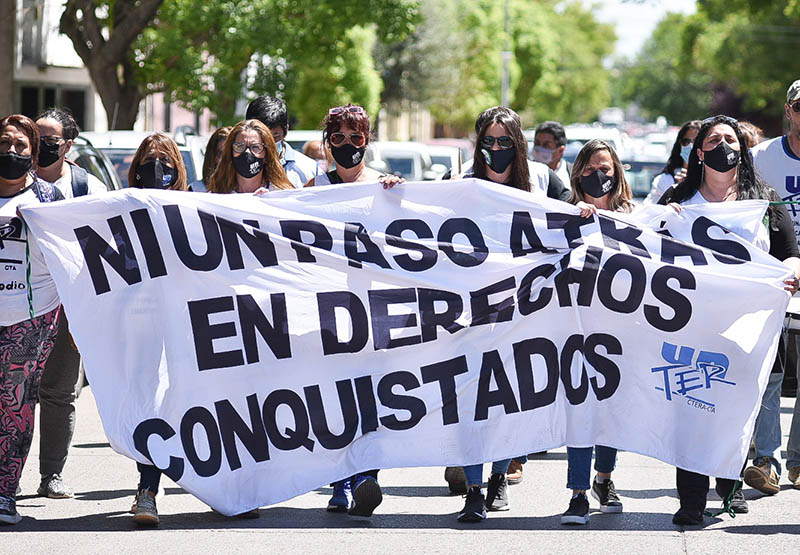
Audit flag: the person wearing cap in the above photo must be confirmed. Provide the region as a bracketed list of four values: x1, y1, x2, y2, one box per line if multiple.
[748, 79, 800, 493]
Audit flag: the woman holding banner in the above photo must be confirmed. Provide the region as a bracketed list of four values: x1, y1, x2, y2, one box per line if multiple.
[0, 114, 63, 524]
[126, 133, 188, 525]
[208, 119, 292, 194]
[659, 115, 800, 525]
[560, 139, 633, 526]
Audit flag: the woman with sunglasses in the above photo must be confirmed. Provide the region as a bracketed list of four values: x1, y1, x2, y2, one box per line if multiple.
[659, 115, 800, 525]
[304, 105, 389, 187]
[643, 120, 701, 205]
[208, 120, 292, 194]
[559, 139, 633, 526]
[0, 114, 63, 525]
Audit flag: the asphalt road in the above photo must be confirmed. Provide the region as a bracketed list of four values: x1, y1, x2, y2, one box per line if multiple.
[4, 389, 798, 554]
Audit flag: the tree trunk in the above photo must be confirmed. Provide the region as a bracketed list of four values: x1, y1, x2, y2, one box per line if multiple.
[59, 0, 163, 130]
[0, 1, 15, 117]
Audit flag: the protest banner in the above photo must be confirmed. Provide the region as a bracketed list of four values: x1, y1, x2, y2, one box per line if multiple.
[20, 179, 790, 515]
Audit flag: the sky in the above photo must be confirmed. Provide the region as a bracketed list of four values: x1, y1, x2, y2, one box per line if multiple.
[592, 0, 698, 59]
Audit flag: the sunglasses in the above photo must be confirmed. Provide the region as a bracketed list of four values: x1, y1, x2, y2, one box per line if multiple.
[232, 142, 266, 156]
[40, 136, 65, 147]
[328, 106, 366, 117]
[791, 101, 800, 113]
[329, 132, 366, 148]
[480, 135, 514, 149]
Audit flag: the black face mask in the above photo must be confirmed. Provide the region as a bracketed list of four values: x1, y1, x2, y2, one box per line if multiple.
[331, 143, 366, 169]
[135, 160, 178, 189]
[0, 152, 33, 181]
[38, 141, 62, 168]
[233, 151, 264, 178]
[580, 169, 616, 198]
[702, 141, 740, 173]
[482, 148, 516, 174]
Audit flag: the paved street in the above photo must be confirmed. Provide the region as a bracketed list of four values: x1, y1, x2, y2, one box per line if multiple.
[3, 389, 798, 554]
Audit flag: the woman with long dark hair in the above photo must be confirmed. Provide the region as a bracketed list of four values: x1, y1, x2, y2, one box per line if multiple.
[644, 120, 701, 204]
[660, 115, 800, 525]
[190, 126, 233, 192]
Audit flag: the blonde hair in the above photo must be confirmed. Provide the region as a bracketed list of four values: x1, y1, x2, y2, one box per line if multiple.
[128, 133, 188, 191]
[569, 139, 634, 213]
[208, 119, 292, 193]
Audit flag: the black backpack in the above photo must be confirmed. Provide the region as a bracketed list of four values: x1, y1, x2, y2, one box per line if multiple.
[67, 161, 89, 197]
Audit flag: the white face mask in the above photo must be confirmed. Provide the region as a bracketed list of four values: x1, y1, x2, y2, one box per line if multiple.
[533, 146, 553, 164]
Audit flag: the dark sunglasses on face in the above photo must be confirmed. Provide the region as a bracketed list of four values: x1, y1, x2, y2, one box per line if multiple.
[480, 135, 514, 149]
[41, 136, 65, 147]
[232, 142, 266, 155]
[329, 132, 366, 148]
[791, 101, 800, 113]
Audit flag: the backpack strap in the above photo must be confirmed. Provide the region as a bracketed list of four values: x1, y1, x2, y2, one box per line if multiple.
[69, 164, 90, 197]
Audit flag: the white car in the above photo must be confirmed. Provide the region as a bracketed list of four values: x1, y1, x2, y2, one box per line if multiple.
[367, 141, 447, 181]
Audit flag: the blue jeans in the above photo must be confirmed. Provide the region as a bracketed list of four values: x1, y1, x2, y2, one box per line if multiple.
[463, 459, 512, 486]
[752, 371, 783, 476]
[786, 335, 800, 470]
[566, 445, 617, 491]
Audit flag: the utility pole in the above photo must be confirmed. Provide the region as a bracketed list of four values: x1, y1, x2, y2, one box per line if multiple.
[501, 0, 511, 107]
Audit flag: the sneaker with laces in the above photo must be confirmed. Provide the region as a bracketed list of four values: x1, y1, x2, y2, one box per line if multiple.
[561, 493, 590, 525]
[485, 472, 510, 511]
[327, 479, 351, 512]
[132, 489, 159, 526]
[743, 460, 780, 495]
[445, 466, 467, 494]
[38, 473, 74, 499]
[457, 486, 486, 522]
[0, 495, 22, 525]
[348, 475, 382, 517]
[506, 459, 523, 484]
[715, 482, 748, 514]
[591, 477, 622, 513]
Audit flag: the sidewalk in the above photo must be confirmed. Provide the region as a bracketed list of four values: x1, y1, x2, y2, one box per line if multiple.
[5, 389, 798, 554]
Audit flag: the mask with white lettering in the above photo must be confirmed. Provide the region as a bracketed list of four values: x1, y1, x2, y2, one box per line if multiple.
[580, 169, 616, 198]
[233, 151, 265, 178]
[135, 160, 177, 189]
[331, 143, 365, 169]
[702, 141, 740, 173]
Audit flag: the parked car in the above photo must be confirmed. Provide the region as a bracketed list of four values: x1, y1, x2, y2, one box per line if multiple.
[560, 124, 633, 163]
[622, 156, 665, 202]
[67, 136, 123, 191]
[80, 130, 200, 188]
[426, 144, 467, 174]
[367, 141, 446, 181]
[285, 130, 323, 153]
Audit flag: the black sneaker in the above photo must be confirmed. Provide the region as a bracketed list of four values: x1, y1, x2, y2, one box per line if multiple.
[561, 493, 590, 525]
[672, 507, 703, 525]
[591, 478, 622, 513]
[485, 473, 510, 511]
[0, 495, 21, 525]
[715, 482, 748, 514]
[457, 486, 486, 522]
[348, 475, 382, 517]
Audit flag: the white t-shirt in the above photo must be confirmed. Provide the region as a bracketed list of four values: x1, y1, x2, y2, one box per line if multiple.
[50, 164, 109, 198]
[752, 136, 800, 245]
[644, 172, 676, 205]
[0, 183, 60, 325]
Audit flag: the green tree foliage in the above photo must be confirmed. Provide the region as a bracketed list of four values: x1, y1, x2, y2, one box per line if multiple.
[614, 12, 712, 125]
[135, 0, 418, 127]
[375, 0, 615, 134]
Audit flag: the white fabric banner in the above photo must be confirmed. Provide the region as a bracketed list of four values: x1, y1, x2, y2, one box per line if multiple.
[20, 180, 790, 515]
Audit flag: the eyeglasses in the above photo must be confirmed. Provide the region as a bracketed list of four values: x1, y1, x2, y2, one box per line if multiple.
[480, 135, 514, 149]
[790, 101, 800, 113]
[232, 142, 266, 156]
[41, 136, 65, 147]
[328, 106, 366, 117]
[679, 137, 693, 147]
[329, 132, 366, 148]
